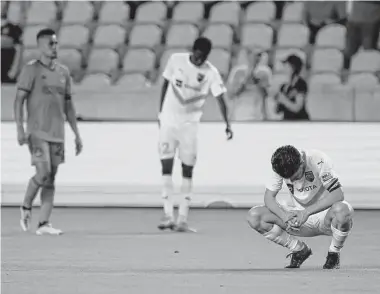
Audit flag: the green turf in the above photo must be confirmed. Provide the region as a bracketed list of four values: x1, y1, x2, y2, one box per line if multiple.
[2, 208, 380, 294]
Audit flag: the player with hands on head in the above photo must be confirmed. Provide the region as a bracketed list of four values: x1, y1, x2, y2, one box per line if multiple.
[247, 145, 354, 269]
[158, 37, 233, 232]
[14, 28, 82, 235]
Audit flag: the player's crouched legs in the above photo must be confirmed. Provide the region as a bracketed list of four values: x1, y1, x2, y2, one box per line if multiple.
[247, 206, 312, 268]
[323, 201, 354, 269]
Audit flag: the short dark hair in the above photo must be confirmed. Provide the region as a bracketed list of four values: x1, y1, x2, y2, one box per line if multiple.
[193, 37, 212, 55]
[271, 145, 302, 179]
[36, 28, 56, 41]
[282, 54, 303, 75]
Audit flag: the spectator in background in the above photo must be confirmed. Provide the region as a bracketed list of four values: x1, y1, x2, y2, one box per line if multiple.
[228, 51, 272, 121]
[344, 1, 380, 68]
[274, 54, 310, 121]
[303, 1, 347, 44]
[1, 16, 22, 83]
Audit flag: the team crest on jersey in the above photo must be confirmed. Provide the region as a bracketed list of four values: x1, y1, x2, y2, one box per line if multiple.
[305, 171, 315, 182]
[287, 184, 294, 195]
[197, 73, 205, 82]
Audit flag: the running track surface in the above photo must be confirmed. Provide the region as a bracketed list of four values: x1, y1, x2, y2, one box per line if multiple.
[2, 208, 380, 294]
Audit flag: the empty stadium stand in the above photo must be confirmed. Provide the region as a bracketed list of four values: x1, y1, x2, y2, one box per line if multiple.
[1, 1, 379, 122]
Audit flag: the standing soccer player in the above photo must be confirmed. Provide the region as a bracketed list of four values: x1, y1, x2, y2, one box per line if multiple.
[158, 37, 233, 232]
[247, 145, 354, 269]
[14, 28, 83, 235]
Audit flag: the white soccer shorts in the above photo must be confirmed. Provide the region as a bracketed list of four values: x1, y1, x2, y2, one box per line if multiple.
[158, 122, 198, 166]
[282, 200, 354, 237]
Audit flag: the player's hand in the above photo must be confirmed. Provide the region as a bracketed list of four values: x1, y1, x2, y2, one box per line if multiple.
[225, 125, 233, 140]
[75, 136, 83, 156]
[17, 128, 28, 146]
[288, 210, 310, 229]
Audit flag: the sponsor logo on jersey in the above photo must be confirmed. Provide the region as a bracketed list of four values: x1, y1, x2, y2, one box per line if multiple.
[175, 79, 183, 87]
[305, 171, 315, 182]
[297, 185, 318, 193]
[322, 172, 333, 182]
[197, 73, 205, 82]
[287, 184, 294, 195]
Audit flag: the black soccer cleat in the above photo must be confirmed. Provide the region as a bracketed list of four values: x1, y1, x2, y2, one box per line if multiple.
[323, 251, 340, 269]
[158, 216, 176, 231]
[285, 243, 312, 269]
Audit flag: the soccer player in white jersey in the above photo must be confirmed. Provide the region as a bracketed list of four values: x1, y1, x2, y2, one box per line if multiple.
[158, 37, 233, 232]
[247, 145, 354, 269]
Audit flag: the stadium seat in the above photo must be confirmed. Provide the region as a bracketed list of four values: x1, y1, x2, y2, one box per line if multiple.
[62, 1, 94, 25]
[348, 73, 379, 88]
[172, 2, 204, 23]
[282, 2, 304, 22]
[87, 48, 119, 75]
[166, 24, 198, 48]
[6, 2, 23, 24]
[122, 48, 155, 74]
[59, 25, 89, 49]
[135, 2, 167, 24]
[159, 48, 188, 71]
[128, 24, 162, 48]
[77, 73, 112, 90]
[308, 84, 353, 121]
[350, 50, 380, 73]
[22, 48, 40, 65]
[26, 1, 57, 26]
[203, 24, 233, 49]
[309, 73, 342, 91]
[209, 1, 240, 27]
[58, 48, 82, 73]
[241, 24, 273, 51]
[23, 25, 46, 47]
[93, 25, 126, 49]
[273, 49, 307, 73]
[208, 48, 231, 78]
[98, 1, 130, 25]
[244, 1, 276, 23]
[354, 85, 380, 121]
[115, 73, 148, 90]
[277, 23, 309, 48]
[311, 48, 343, 73]
[315, 24, 346, 50]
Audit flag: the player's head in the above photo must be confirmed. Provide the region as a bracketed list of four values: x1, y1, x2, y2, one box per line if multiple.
[190, 37, 212, 66]
[282, 54, 303, 78]
[36, 28, 58, 60]
[271, 145, 305, 181]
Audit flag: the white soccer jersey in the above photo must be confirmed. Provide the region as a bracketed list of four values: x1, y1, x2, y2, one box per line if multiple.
[160, 52, 227, 125]
[266, 149, 342, 209]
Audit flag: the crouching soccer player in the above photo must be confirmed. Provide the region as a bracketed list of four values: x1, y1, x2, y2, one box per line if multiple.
[14, 28, 83, 235]
[158, 37, 233, 232]
[247, 145, 354, 269]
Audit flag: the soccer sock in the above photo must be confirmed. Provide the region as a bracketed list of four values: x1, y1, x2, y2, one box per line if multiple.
[263, 224, 304, 252]
[162, 175, 174, 219]
[178, 177, 192, 222]
[329, 225, 350, 253]
[23, 177, 41, 208]
[38, 185, 55, 224]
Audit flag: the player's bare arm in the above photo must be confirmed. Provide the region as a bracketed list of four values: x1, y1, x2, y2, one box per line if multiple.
[14, 89, 29, 145]
[159, 79, 169, 113]
[216, 93, 233, 140]
[64, 97, 82, 155]
[264, 188, 295, 225]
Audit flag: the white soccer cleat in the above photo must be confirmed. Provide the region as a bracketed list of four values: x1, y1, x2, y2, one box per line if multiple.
[20, 207, 32, 232]
[36, 223, 63, 235]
